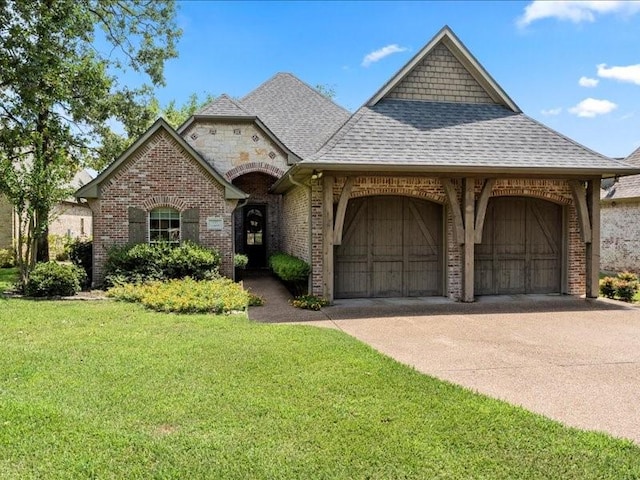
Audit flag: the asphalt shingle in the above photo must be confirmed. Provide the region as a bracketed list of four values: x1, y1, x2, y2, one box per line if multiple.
[240, 73, 351, 159]
[198, 94, 254, 117]
[311, 99, 631, 172]
[602, 146, 640, 200]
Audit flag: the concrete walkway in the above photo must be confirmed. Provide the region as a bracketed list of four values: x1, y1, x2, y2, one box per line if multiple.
[245, 274, 640, 444]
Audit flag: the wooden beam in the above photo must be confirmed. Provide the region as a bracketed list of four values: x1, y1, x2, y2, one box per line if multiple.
[568, 180, 592, 244]
[322, 175, 335, 302]
[333, 177, 355, 245]
[440, 178, 464, 245]
[463, 178, 475, 302]
[474, 179, 495, 243]
[586, 178, 601, 298]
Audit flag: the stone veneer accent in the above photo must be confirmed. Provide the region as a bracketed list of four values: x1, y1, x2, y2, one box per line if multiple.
[387, 43, 496, 104]
[601, 201, 640, 273]
[182, 120, 289, 179]
[310, 176, 586, 300]
[90, 129, 238, 286]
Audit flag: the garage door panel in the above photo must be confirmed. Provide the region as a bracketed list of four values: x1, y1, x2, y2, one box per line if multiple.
[475, 197, 562, 296]
[336, 196, 442, 298]
[372, 261, 403, 297]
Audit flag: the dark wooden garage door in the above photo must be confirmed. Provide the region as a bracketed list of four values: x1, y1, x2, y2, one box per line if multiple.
[335, 196, 442, 298]
[475, 197, 562, 295]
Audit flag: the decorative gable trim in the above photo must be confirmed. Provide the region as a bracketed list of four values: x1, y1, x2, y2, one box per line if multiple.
[75, 118, 247, 201]
[366, 26, 520, 112]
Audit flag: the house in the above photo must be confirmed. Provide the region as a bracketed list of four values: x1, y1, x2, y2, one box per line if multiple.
[601, 146, 640, 272]
[0, 169, 93, 253]
[76, 26, 639, 301]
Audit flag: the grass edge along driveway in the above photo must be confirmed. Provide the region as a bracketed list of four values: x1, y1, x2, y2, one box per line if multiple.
[0, 298, 639, 479]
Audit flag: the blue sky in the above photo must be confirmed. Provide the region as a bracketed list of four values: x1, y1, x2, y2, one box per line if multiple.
[151, 0, 640, 158]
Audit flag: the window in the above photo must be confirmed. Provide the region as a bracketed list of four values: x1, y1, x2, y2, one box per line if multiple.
[149, 207, 180, 244]
[245, 208, 263, 246]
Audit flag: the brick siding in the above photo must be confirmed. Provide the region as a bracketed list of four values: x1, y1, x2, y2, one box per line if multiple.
[49, 202, 92, 239]
[91, 129, 238, 286]
[311, 176, 586, 300]
[387, 43, 496, 104]
[0, 195, 14, 250]
[282, 184, 310, 262]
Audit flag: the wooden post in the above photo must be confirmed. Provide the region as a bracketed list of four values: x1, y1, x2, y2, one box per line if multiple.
[586, 178, 601, 298]
[322, 175, 335, 302]
[463, 178, 475, 302]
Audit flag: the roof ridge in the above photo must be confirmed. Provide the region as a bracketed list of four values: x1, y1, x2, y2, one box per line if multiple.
[308, 107, 368, 161]
[197, 93, 254, 117]
[242, 72, 350, 116]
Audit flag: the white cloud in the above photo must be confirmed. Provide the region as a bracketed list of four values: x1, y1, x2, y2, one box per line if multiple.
[597, 63, 640, 85]
[541, 107, 563, 116]
[361, 44, 408, 67]
[569, 98, 618, 117]
[518, 1, 640, 27]
[578, 76, 599, 87]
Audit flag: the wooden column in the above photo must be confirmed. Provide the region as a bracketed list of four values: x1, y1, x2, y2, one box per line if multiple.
[463, 178, 475, 302]
[322, 175, 335, 302]
[586, 178, 601, 298]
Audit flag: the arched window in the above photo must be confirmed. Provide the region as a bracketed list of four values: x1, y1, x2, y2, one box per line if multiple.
[149, 207, 180, 244]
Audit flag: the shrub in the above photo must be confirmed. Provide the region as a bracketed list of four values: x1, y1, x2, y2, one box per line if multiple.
[247, 291, 265, 306]
[599, 276, 616, 299]
[48, 234, 68, 261]
[614, 272, 639, 302]
[107, 277, 249, 314]
[103, 242, 221, 287]
[234, 254, 248, 269]
[290, 295, 329, 311]
[67, 238, 93, 289]
[0, 248, 15, 268]
[269, 253, 310, 282]
[25, 261, 86, 297]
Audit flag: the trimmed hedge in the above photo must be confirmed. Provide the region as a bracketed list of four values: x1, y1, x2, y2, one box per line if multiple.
[269, 252, 310, 296]
[104, 242, 221, 287]
[25, 261, 86, 297]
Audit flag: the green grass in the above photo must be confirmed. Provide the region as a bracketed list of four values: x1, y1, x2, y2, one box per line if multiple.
[0, 267, 17, 294]
[1, 299, 639, 479]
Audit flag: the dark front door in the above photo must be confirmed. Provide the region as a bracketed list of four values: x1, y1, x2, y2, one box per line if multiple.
[243, 205, 267, 268]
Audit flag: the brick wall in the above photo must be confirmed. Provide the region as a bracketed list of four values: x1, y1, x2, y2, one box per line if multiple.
[232, 172, 282, 260]
[601, 201, 640, 273]
[182, 120, 288, 180]
[387, 43, 496, 104]
[0, 195, 14, 250]
[282, 184, 310, 262]
[91, 129, 238, 285]
[50, 202, 92, 239]
[311, 175, 586, 300]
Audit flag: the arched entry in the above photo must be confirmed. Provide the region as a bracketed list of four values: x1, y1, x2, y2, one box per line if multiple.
[475, 197, 563, 295]
[335, 195, 443, 298]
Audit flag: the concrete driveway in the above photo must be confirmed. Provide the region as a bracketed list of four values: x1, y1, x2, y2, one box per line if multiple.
[305, 295, 640, 444]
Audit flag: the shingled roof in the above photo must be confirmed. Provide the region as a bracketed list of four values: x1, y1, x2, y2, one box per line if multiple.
[240, 73, 351, 159]
[308, 99, 634, 176]
[602, 146, 640, 201]
[198, 94, 254, 117]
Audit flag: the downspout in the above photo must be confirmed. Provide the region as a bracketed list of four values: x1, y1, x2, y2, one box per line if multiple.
[289, 173, 313, 294]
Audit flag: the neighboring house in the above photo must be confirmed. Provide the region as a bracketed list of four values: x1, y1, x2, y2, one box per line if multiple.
[601, 146, 640, 272]
[76, 26, 638, 301]
[0, 170, 93, 251]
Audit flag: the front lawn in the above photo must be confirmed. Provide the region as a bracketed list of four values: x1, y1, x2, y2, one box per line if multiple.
[0, 267, 17, 294]
[1, 298, 639, 478]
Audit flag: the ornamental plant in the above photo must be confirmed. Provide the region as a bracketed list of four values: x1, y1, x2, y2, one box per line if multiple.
[290, 294, 329, 311]
[269, 252, 310, 296]
[24, 261, 85, 297]
[107, 277, 249, 314]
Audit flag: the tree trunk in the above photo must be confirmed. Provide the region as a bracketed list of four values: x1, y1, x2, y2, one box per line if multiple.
[36, 224, 49, 263]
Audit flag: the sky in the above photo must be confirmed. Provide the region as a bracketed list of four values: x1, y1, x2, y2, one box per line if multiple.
[149, 0, 640, 159]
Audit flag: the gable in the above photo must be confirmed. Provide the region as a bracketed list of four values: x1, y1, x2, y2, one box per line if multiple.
[386, 42, 496, 105]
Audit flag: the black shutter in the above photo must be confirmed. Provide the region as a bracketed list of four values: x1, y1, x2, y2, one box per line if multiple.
[182, 208, 200, 243]
[128, 207, 147, 244]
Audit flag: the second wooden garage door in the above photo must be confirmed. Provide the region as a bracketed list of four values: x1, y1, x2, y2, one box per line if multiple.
[475, 197, 562, 295]
[335, 196, 442, 298]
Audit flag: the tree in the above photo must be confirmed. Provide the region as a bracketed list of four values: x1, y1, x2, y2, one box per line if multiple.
[315, 83, 337, 100]
[149, 92, 216, 129]
[0, 0, 181, 285]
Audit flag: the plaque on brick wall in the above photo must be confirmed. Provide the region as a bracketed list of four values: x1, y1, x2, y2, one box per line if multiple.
[206, 217, 224, 231]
